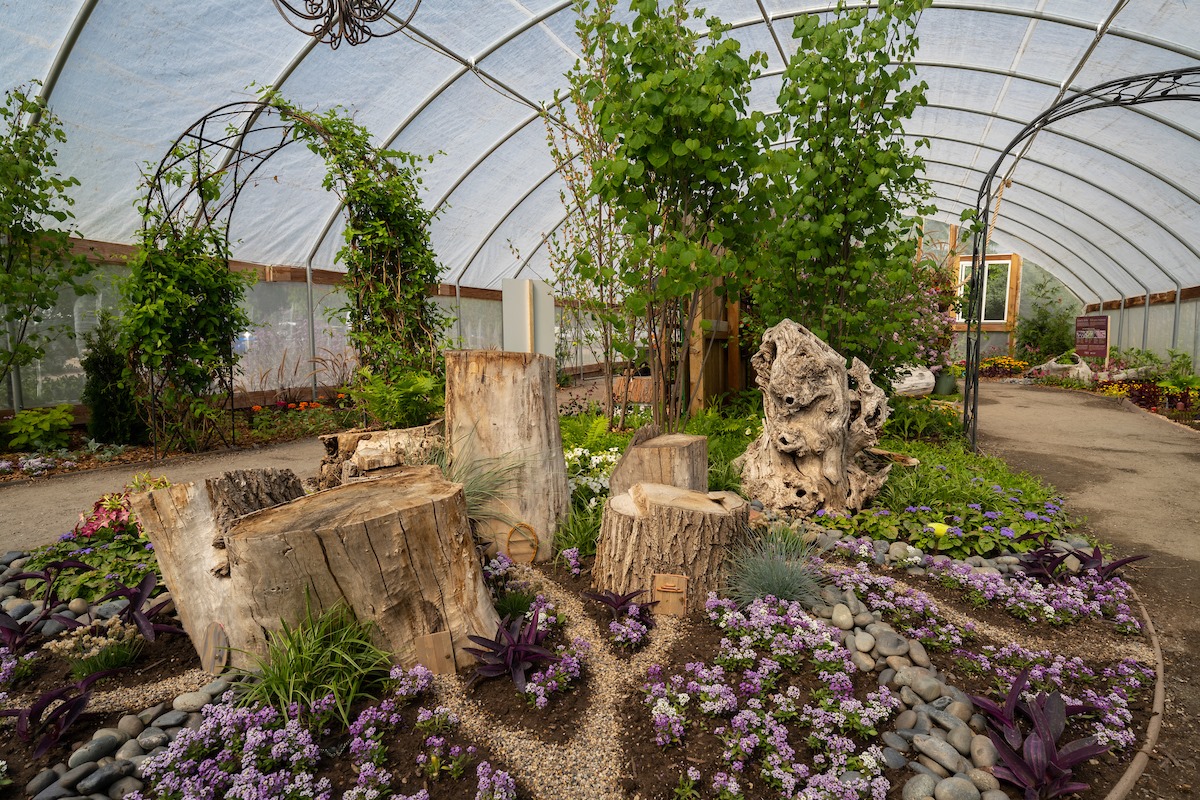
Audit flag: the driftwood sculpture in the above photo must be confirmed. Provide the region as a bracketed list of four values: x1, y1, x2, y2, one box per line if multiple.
[736, 319, 890, 516]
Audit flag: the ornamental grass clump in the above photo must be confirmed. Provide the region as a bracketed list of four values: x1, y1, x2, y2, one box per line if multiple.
[724, 529, 826, 608]
[233, 599, 392, 730]
[43, 617, 144, 680]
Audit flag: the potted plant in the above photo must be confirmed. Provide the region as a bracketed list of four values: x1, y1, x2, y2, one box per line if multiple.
[933, 363, 962, 395]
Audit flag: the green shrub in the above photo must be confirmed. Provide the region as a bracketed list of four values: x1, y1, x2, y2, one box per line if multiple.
[554, 502, 604, 559]
[1016, 275, 1078, 364]
[560, 410, 636, 453]
[4, 404, 73, 451]
[494, 589, 537, 621]
[725, 529, 826, 608]
[234, 599, 392, 729]
[81, 310, 146, 445]
[883, 397, 963, 443]
[351, 367, 443, 429]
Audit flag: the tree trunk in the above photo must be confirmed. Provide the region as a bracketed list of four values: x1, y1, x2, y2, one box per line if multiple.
[317, 430, 375, 490]
[444, 350, 569, 562]
[225, 465, 499, 670]
[593, 482, 748, 614]
[130, 469, 306, 672]
[608, 432, 707, 499]
[339, 420, 444, 485]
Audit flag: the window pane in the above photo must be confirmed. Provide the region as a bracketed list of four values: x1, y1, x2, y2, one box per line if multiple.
[983, 262, 1010, 322]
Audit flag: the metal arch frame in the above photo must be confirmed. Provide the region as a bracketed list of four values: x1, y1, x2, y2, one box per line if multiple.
[963, 65, 1200, 449]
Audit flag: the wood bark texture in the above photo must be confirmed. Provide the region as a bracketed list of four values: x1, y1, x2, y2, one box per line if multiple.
[129, 469, 306, 670]
[593, 482, 748, 614]
[317, 430, 376, 489]
[339, 420, 444, 485]
[444, 350, 569, 562]
[735, 319, 890, 516]
[608, 432, 708, 499]
[224, 465, 500, 670]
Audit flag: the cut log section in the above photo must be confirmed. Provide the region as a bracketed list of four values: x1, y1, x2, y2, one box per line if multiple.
[130, 469, 306, 672]
[316, 421, 444, 490]
[444, 350, 569, 562]
[593, 482, 749, 614]
[134, 466, 500, 672]
[608, 432, 708, 499]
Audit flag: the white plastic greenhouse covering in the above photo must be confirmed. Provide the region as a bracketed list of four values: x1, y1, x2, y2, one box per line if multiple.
[2, 1, 1199, 308]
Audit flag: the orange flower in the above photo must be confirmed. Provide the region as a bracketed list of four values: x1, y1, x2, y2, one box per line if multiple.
[251, 405, 262, 412]
[288, 403, 297, 409]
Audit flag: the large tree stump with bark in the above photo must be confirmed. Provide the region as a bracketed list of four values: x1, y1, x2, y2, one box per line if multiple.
[445, 350, 569, 562]
[316, 421, 444, 489]
[133, 466, 499, 671]
[734, 320, 890, 516]
[608, 432, 708, 499]
[593, 482, 748, 614]
[130, 469, 307, 671]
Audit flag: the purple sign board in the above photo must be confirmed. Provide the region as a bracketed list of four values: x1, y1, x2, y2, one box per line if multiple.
[1075, 315, 1110, 362]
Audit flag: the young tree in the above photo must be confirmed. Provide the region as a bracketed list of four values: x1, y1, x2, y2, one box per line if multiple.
[755, 0, 936, 387]
[0, 84, 93, 398]
[584, 0, 769, 429]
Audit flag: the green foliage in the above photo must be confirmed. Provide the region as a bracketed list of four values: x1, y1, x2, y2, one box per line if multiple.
[268, 90, 449, 378]
[560, 410, 636, 453]
[494, 589, 537, 621]
[725, 529, 826, 607]
[883, 397, 963, 444]
[80, 310, 146, 445]
[428, 436, 525, 532]
[1017, 274, 1079, 364]
[234, 599, 392, 730]
[582, 0, 770, 429]
[683, 404, 760, 493]
[752, 0, 938, 387]
[121, 223, 254, 453]
[3, 404, 72, 451]
[554, 502, 604, 558]
[1156, 349, 1200, 392]
[0, 83, 95, 389]
[350, 368, 444, 429]
[246, 403, 357, 442]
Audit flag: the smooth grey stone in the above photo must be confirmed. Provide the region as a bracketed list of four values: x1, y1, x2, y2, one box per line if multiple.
[0, 550, 25, 566]
[32, 783, 75, 800]
[880, 746, 908, 768]
[895, 728, 920, 741]
[929, 696, 952, 710]
[914, 733, 964, 772]
[115, 740, 145, 760]
[69, 736, 121, 768]
[909, 763, 942, 780]
[93, 598, 129, 619]
[116, 715, 144, 738]
[127, 755, 151, 780]
[839, 771, 864, 784]
[916, 755, 951, 778]
[136, 728, 168, 750]
[56, 763, 98, 790]
[89, 795, 110, 800]
[91, 728, 128, 745]
[969, 714, 988, 733]
[41, 619, 68, 636]
[852, 611, 874, 627]
[831, 603, 854, 630]
[947, 700, 974, 722]
[942, 685, 972, 706]
[821, 587, 843, 605]
[77, 763, 133, 795]
[750, 499, 764, 511]
[851, 651, 875, 672]
[107, 777, 144, 800]
[27, 768, 61, 795]
[875, 631, 910, 657]
[68, 597, 90, 614]
[137, 702, 169, 725]
[888, 541, 911, 560]
[201, 678, 230, 697]
[929, 728, 949, 743]
[900, 686, 922, 707]
[970, 735, 998, 768]
[903, 774, 939, 800]
[185, 712, 204, 730]
[879, 667, 896, 687]
[5, 601, 32, 619]
[905, 566, 927, 576]
[981, 791, 1010, 800]
[926, 707, 967, 732]
[896, 710, 918, 729]
[967, 769, 1000, 792]
[0, 583, 16, 598]
[908, 639, 931, 667]
[164, 727, 182, 743]
[934, 777, 981, 800]
[887, 655, 914, 671]
[913, 675, 945, 703]
[171, 691, 210, 712]
[814, 604, 833, 619]
[152, 710, 188, 728]
[948, 725, 975, 755]
[915, 710, 934, 732]
[882, 731, 909, 752]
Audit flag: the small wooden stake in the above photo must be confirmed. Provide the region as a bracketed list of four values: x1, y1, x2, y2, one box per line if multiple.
[652, 573, 688, 617]
[414, 631, 456, 675]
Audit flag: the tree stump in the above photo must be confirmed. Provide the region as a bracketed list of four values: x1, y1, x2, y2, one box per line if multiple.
[608, 432, 708, 499]
[130, 469, 307, 672]
[340, 420, 444, 485]
[593, 482, 748, 614]
[444, 350, 569, 562]
[735, 320, 890, 516]
[317, 430, 375, 489]
[133, 466, 500, 672]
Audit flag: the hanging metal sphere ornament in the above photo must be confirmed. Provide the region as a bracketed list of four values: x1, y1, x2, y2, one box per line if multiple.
[271, 0, 421, 48]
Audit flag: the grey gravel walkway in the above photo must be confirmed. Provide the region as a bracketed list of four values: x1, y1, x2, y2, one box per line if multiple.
[0, 437, 325, 553]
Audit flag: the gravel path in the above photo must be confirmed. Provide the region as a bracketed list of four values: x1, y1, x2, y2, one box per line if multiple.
[433, 564, 686, 800]
[0, 438, 325, 554]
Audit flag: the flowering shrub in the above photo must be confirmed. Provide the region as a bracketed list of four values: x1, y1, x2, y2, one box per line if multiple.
[526, 637, 589, 708]
[128, 702, 332, 800]
[474, 761, 517, 800]
[563, 444, 621, 510]
[979, 355, 1028, 377]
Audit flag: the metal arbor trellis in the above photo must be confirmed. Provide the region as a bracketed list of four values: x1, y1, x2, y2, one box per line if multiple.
[270, 0, 422, 48]
[963, 66, 1200, 449]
